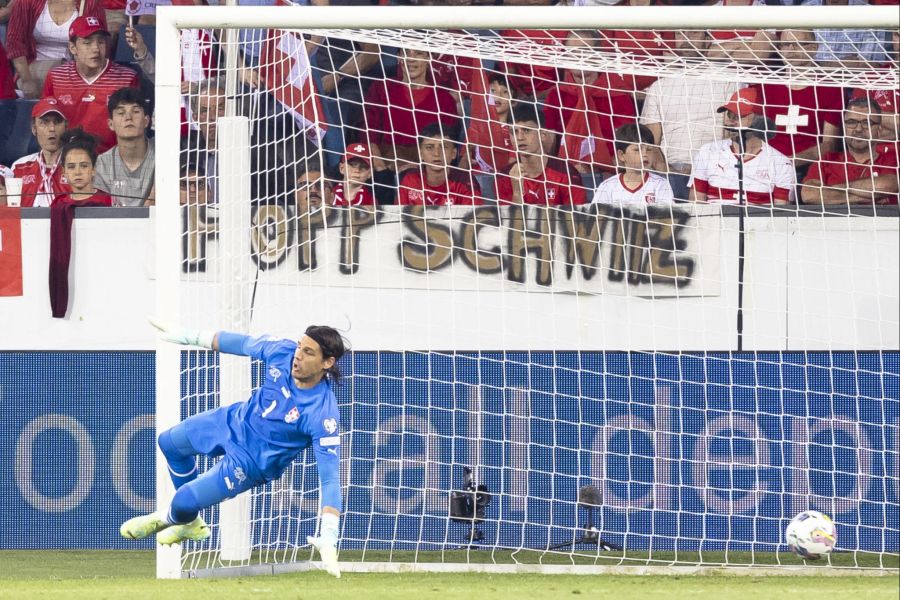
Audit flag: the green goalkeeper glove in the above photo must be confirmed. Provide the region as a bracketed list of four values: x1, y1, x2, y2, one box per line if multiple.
[148, 316, 216, 349]
[307, 512, 340, 578]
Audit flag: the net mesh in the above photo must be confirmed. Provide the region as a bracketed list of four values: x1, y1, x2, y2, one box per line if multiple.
[168, 20, 899, 575]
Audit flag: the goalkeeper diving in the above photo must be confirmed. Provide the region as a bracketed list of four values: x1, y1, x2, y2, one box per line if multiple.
[120, 318, 347, 578]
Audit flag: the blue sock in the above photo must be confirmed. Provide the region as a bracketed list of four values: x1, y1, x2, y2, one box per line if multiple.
[158, 429, 198, 490]
[168, 468, 231, 524]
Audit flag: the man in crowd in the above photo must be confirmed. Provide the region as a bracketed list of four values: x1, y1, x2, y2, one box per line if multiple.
[295, 162, 334, 215]
[11, 97, 70, 207]
[42, 16, 140, 154]
[801, 97, 898, 205]
[689, 88, 795, 205]
[496, 103, 585, 206]
[95, 87, 155, 207]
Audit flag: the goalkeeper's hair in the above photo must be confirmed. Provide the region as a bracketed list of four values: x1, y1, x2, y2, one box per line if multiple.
[305, 325, 347, 384]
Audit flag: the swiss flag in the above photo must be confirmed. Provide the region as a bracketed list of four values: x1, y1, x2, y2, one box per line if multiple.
[557, 89, 615, 173]
[466, 61, 512, 173]
[260, 22, 328, 145]
[0, 207, 23, 297]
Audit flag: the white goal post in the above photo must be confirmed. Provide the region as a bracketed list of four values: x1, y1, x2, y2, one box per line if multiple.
[154, 5, 899, 580]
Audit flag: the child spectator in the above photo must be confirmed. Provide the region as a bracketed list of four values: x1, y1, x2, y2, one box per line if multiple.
[42, 16, 140, 153]
[591, 123, 674, 206]
[689, 88, 795, 205]
[94, 87, 155, 206]
[801, 97, 898, 205]
[467, 72, 518, 175]
[11, 97, 71, 207]
[496, 103, 585, 206]
[49, 128, 112, 318]
[333, 143, 376, 207]
[398, 123, 483, 206]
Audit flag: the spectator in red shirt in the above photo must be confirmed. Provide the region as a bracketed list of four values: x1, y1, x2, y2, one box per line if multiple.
[496, 103, 586, 206]
[801, 97, 899, 205]
[42, 16, 140, 153]
[467, 72, 519, 175]
[363, 48, 461, 172]
[11, 97, 71, 207]
[398, 123, 482, 206]
[6, 0, 107, 98]
[333, 143, 376, 207]
[753, 29, 842, 164]
[544, 30, 638, 183]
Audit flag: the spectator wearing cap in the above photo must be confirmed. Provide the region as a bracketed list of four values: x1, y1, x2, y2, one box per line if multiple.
[689, 88, 796, 205]
[42, 15, 139, 153]
[94, 86, 155, 206]
[801, 96, 898, 206]
[332, 143, 376, 207]
[640, 30, 741, 200]
[9, 97, 72, 207]
[6, 0, 107, 98]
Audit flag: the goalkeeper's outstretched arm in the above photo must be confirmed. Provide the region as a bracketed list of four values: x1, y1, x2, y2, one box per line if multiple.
[149, 318, 268, 356]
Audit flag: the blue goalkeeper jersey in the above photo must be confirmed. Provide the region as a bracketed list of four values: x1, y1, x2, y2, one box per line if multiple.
[216, 332, 342, 510]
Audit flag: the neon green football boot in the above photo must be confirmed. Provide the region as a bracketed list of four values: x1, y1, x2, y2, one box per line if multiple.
[120, 512, 171, 540]
[156, 517, 211, 546]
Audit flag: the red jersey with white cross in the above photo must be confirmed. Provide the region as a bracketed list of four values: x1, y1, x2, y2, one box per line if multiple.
[11, 152, 71, 207]
[496, 158, 586, 206]
[42, 61, 141, 153]
[332, 182, 376, 207]
[398, 169, 483, 206]
[804, 145, 899, 205]
[690, 139, 796, 205]
[752, 83, 844, 157]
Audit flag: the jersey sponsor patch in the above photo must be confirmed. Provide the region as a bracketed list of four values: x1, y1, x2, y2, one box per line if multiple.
[320, 435, 340, 447]
[269, 365, 282, 381]
[323, 418, 338, 434]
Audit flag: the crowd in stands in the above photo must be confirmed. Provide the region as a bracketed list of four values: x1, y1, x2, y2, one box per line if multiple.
[0, 0, 898, 211]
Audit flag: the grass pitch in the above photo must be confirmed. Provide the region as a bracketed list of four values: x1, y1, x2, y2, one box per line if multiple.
[1, 550, 897, 600]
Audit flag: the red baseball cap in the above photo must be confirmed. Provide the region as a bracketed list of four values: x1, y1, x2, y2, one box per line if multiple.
[32, 97, 67, 120]
[343, 142, 371, 165]
[69, 16, 109, 41]
[717, 88, 762, 117]
[851, 88, 898, 115]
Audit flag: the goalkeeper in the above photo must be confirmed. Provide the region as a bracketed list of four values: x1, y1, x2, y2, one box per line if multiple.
[120, 319, 347, 578]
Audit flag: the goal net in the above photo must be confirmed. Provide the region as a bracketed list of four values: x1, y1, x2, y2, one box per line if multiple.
[153, 5, 900, 578]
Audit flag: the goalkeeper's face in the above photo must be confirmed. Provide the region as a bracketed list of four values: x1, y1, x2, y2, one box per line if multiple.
[292, 336, 335, 384]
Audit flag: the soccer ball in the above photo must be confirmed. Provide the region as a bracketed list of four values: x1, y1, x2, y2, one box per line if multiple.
[785, 510, 837, 560]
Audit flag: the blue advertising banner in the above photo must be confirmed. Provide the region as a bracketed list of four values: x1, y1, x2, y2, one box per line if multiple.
[1, 351, 897, 552]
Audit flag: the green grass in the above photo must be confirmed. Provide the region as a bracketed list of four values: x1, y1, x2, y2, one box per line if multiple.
[1, 550, 897, 600]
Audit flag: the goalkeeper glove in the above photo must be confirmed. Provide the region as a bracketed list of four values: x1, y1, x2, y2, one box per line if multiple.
[307, 512, 340, 578]
[148, 316, 216, 349]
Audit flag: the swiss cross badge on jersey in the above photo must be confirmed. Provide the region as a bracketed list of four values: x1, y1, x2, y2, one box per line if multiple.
[284, 407, 300, 424]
